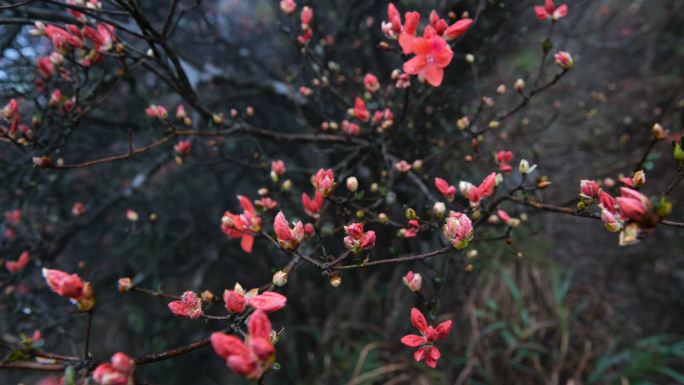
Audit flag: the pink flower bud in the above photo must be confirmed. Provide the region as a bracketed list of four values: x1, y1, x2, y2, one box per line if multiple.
[599, 190, 616, 213]
[145, 104, 168, 119]
[93, 352, 134, 385]
[49, 89, 62, 108]
[554, 51, 574, 70]
[616, 187, 649, 221]
[300, 6, 313, 27]
[274, 211, 304, 250]
[579, 179, 600, 200]
[304, 222, 315, 236]
[601, 208, 622, 233]
[364, 73, 380, 93]
[72, 201, 86, 216]
[223, 288, 246, 314]
[280, 0, 296, 14]
[168, 290, 203, 319]
[346, 176, 359, 192]
[311, 168, 335, 197]
[395, 160, 411, 173]
[402, 271, 422, 292]
[42, 268, 85, 299]
[174, 140, 191, 155]
[351, 97, 370, 121]
[443, 212, 474, 249]
[343, 223, 376, 253]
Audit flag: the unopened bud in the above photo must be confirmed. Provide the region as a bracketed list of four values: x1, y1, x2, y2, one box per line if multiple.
[632, 170, 646, 188]
[377, 213, 389, 224]
[212, 113, 224, 124]
[201, 290, 214, 302]
[117, 277, 133, 293]
[281, 179, 293, 191]
[272, 271, 288, 287]
[32, 156, 52, 168]
[652, 123, 666, 141]
[514, 78, 525, 91]
[673, 142, 684, 161]
[433, 202, 446, 218]
[346, 176, 358, 192]
[329, 273, 342, 287]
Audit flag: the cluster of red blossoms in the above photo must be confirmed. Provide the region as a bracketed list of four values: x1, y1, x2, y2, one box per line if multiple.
[92, 352, 135, 385]
[211, 310, 276, 379]
[383, 3, 473, 86]
[578, 174, 669, 246]
[434, 172, 497, 208]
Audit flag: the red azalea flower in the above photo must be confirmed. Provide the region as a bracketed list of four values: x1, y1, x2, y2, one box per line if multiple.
[211, 310, 275, 379]
[302, 191, 324, 218]
[400, 308, 452, 368]
[402, 35, 453, 87]
[311, 168, 335, 197]
[534, 0, 568, 21]
[221, 195, 262, 253]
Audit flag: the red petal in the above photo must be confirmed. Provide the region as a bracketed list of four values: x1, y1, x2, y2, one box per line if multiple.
[422, 65, 444, 87]
[413, 347, 426, 362]
[248, 309, 272, 339]
[534, 6, 549, 20]
[401, 334, 426, 347]
[410, 307, 428, 333]
[211, 333, 247, 359]
[237, 195, 255, 213]
[554, 4, 568, 18]
[240, 235, 254, 253]
[403, 55, 427, 75]
[248, 291, 287, 313]
[435, 320, 453, 339]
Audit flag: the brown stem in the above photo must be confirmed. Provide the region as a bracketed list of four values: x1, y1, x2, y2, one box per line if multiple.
[134, 337, 211, 365]
[333, 246, 453, 270]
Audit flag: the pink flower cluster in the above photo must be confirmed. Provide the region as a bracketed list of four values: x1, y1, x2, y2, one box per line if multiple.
[343, 223, 376, 253]
[92, 352, 134, 385]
